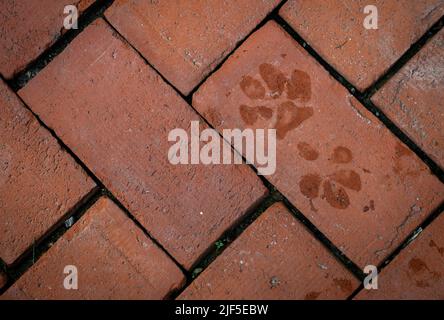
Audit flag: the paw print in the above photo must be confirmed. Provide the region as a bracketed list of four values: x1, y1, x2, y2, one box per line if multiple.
[239, 63, 313, 140]
[298, 143, 362, 210]
[408, 258, 441, 288]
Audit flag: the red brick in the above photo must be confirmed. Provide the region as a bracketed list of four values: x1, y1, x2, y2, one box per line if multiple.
[2, 197, 185, 300]
[0, 0, 94, 79]
[356, 212, 444, 299]
[372, 29, 444, 169]
[105, 0, 280, 94]
[0, 271, 7, 289]
[179, 203, 359, 299]
[0, 79, 94, 265]
[192, 21, 444, 268]
[18, 19, 268, 270]
[279, 0, 444, 91]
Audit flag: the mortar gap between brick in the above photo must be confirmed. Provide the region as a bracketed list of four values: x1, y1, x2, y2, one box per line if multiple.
[274, 15, 362, 98]
[12, 92, 105, 189]
[102, 16, 272, 182]
[176, 10, 389, 284]
[364, 99, 444, 181]
[6, 0, 115, 92]
[99, 190, 190, 278]
[171, 182, 366, 299]
[102, 17, 190, 103]
[280, 196, 365, 282]
[363, 16, 444, 99]
[0, 186, 101, 295]
[8, 21, 274, 294]
[185, 0, 289, 101]
[347, 200, 444, 300]
[274, 15, 444, 183]
[119, 13, 368, 293]
[347, 283, 365, 300]
[169, 192, 279, 300]
[8, 88, 189, 296]
[103, 10, 294, 189]
[5, 0, 439, 299]
[378, 200, 444, 270]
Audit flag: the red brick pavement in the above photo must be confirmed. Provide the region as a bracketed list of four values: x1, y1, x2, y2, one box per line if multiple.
[105, 0, 280, 94]
[372, 28, 444, 169]
[356, 212, 444, 299]
[192, 21, 444, 268]
[280, 0, 444, 91]
[179, 203, 359, 299]
[1, 0, 443, 300]
[17, 19, 267, 270]
[0, 0, 95, 79]
[0, 79, 95, 265]
[2, 197, 185, 299]
[0, 272, 6, 290]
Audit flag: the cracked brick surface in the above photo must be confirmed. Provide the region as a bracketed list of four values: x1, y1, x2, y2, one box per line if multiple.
[280, 0, 444, 90]
[0, 0, 94, 79]
[2, 197, 185, 300]
[179, 203, 359, 299]
[356, 213, 444, 299]
[192, 21, 444, 268]
[372, 28, 444, 169]
[0, 79, 95, 265]
[105, 0, 280, 94]
[18, 19, 267, 270]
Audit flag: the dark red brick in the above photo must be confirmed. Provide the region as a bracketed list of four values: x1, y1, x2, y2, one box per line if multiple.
[105, 0, 280, 94]
[372, 29, 444, 169]
[18, 19, 268, 270]
[2, 197, 185, 299]
[0, 0, 94, 79]
[280, 0, 444, 90]
[356, 212, 444, 299]
[179, 203, 359, 299]
[192, 21, 444, 268]
[0, 79, 94, 265]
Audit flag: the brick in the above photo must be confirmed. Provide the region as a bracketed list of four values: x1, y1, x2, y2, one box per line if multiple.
[0, 79, 94, 265]
[0, 0, 94, 79]
[372, 29, 444, 169]
[192, 21, 444, 268]
[0, 271, 7, 289]
[279, 0, 444, 91]
[356, 213, 444, 299]
[105, 0, 280, 94]
[179, 203, 359, 299]
[18, 19, 268, 270]
[2, 197, 185, 300]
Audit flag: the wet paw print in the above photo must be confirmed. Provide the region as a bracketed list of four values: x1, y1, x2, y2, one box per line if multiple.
[408, 257, 441, 288]
[298, 143, 362, 210]
[239, 63, 313, 139]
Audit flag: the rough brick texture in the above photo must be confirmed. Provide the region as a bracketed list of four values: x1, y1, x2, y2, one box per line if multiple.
[356, 212, 444, 299]
[18, 19, 268, 270]
[0, 0, 94, 79]
[373, 29, 444, 169]
[280, 0, 444, 90]
[180, 203, 359, 299]
[2, 197, 185, 300]
[192, 21, 444, 268]
[105, 0, 280, 94]
[0, 79, 94, 265]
